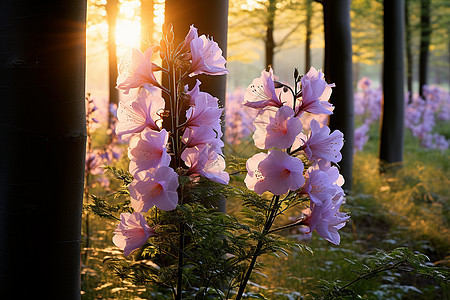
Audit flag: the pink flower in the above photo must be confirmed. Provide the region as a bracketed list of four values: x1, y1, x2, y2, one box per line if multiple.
[179, 25, 199, 55]
[302, 166, 337, 206]
[188, 35, 228, 77]
[301, 119, 344, 163]
[185, 92, 223, 136]
[129, 166, 179, 212]
[296, 67, 334, 116]
[182, 125, 224, 151]
[117, 48, 161, 94]
[302, 196, 349, 245]
[184, 79, 202, 106]
[181, 145, 229, 185]
[128, 128, 171, 175]
[246, 149, 305, 195]
[253, 106, 303, 149]
[113, 212, 156, 256]
[244, 152, 268, 192]
[244, 68, 284, 109]
[85, 150, 104, 175]
[115, 88, 165, 139]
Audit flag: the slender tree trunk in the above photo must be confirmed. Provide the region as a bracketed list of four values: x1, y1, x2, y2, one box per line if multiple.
[0, 0, 86, 298]
[405, 0, 413, 103]
[305, 0, 313, 73]
[322, 0, 354, 191]
[141, 0, 155, 50]
[418, 0, 431, 98]
[106, 0, 119, 134]
[380, 0, 405, 167]
[265, 0, 277, 69]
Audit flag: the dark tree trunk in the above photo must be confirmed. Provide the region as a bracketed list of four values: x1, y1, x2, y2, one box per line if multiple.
[141, 0, 155, 50]
[164, 0, 229, 213]
[380, 0, 405, 166]
[106, 0, 119, 133]
[418, 0, 431, 98]
[265, 0, 277, 69]
[405, 0, 413, 102]
[322, 0, 354, 191]
[0, 0, 86, 298]
[305, 0, 313, 73]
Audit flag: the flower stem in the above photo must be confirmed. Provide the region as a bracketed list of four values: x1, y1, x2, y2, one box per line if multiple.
[235, 195, 280, 299]
[175, 221, 185, 300]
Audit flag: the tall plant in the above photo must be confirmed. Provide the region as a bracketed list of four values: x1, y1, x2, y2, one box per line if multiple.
[89, 25, 349, 299]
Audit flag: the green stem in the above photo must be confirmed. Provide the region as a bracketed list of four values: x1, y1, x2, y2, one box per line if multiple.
[235, 195, 280, 299]
[268, 218, 305, 234]
[175, 222, 185, 300]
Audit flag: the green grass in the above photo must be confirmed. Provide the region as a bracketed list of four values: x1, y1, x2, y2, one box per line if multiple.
[81, 122, 449, 299]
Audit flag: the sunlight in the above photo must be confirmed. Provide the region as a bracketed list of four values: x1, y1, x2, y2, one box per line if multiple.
[116, 0, 141, 53]
[116, 19, 141, 50]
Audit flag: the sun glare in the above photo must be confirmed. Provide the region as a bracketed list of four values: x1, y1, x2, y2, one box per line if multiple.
[115, 0, 141, 54]
[116, 19, 141, 50]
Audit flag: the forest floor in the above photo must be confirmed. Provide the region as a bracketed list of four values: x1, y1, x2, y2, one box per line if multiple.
[81, 121, 449, 299]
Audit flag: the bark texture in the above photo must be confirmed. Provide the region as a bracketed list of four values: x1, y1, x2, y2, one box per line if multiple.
[0, 0, 86, 298]
[322, 0, 354, 190]
[380, 0, 405, 166]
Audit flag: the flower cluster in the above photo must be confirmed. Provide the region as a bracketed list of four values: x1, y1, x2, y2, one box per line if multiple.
[353, 77, 382, 152]
[405, 85, 449, 149]
[112, 25, 229, 256]
[243, 67, 349, 245]
[354, 78, 449, 151]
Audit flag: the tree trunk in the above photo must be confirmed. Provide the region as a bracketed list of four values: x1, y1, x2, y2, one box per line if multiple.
[380, 0, 405, 167]
[164, 0, 229, 213]
[0, 0, 86, 298]
[322, 0, 354, 191]
[106, 0, 119, 134]
[141, 0, 155, 50]
[305, 0, 313, 73]
[265, 0, 277, 69]
[418, 0, 431, 98]
[405, 0, 413, 103]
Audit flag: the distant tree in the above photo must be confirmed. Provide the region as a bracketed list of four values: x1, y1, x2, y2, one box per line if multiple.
[418, 0, 431, 98]
[380, 0, 405, 166]
[304, 0, 313, 73]
[0, 0, 86, 297]
[319, 0, 354, 191]
[105, 0, 119, 134]
[405, 0, 413, 102]
[229, 0, 307, 70]
[350, 0, 383, 67]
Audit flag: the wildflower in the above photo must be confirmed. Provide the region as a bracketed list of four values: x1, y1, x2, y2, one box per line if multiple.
[128, 128, 170, 175]
[85, 150, 104, 175]
[182, 125, 224, 151]
[296, 67, 334, 116]
[117, 48, 161, 94]
[185, 91, 223, 136]
[301, 119, 344, 163]
[253, 106, 303, 149]
[181, 145, 229, 185]
[113, 212, 156, 256]
[188, 35, 228, 77]
[301, 166, 337, 206]
[244, 68, 284, 109]
[179, 25, 198, 55]
[248, 149, 304, 195]
[115, 88, 165, 139]
[302, 196, 349, 245]
[244, 152, 269, 192]
[129, 166, 179, 212]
